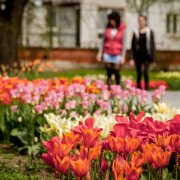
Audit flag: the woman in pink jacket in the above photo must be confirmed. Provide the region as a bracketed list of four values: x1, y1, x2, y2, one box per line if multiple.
[97, 11, 126, 90]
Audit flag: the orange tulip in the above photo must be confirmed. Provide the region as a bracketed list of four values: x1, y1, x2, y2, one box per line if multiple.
[130, 152, 144, 168]
[112, 157, 127, 180]
[109, 136, 125, 153]
[54, 141, 73, 159]
[142, 143, 156, 164]
[154, 134, 167, 149]
[62, 131, 80, 147]
[142, 143, 171, 169]
[166, 134, 180, 152]
[53, 156, 70, 176]
[151, 147, 171, 169]
[80, 145, 102, 161]
[81, 127, 102, 148]
[108, 136, 141, 154]
[88, 145, 102, 161]
[124, 138, 141, 154]
[71, 157, 89, 178]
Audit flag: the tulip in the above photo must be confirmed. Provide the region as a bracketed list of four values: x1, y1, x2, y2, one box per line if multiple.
[100, 157, 109, 173]
[154, 134, 168, 149]
[112, 157, 127, 180]
[166, 134, 180, 152]
[108, 136, 141, 154]
[88, 145, 102, 161]
[126, 166, 142, 180]
[112, 123, 130, 138]
[81, 127, 102, 148]
[42, 135, 60, 154]
[42, 153, 54, 168]
[70, 158, 89, 178]
[43, 135, 73, 159]
[115, 115, 129, 124]
[108, 136, 125, 153]
[151, 147, 171, 169]
[53, 156, 70, 176]
[124, 138, 141, 154]
[62, 131, 80, 147]
[54, 141, 73, 159]
[142, 143, 156, 164]
[130, 152, 144, 168]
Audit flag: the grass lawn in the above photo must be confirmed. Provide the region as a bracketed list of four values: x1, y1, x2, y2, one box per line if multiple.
[18, 68, 180, 90]
[0, 144, 54, 180]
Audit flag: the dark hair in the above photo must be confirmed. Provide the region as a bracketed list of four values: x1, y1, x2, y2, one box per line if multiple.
[139, 13, 148, 21]
[107, 11, 121, 28]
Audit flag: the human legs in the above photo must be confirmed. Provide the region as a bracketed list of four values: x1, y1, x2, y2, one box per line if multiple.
[112, 63, 121, 85]
[143, 60, 150, 90]
[135, 61, 142, 89]
[105, 63, 113, 90]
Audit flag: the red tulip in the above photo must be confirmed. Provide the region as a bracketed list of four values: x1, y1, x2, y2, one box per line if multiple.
[85, 117, 95, 128]
[168, 114, 180, 135]
[42, 153, 54, 168]
[100, 156, 109, 173]
[115, 115, 129, 124]
[113, 123, 130, 138]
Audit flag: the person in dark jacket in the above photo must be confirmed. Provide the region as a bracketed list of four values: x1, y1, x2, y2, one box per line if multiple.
[130, 14, 156, 90]
[97, 11, 126, 90]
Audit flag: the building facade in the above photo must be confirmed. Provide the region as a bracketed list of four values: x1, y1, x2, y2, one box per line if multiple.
[22, 0, 180, 51]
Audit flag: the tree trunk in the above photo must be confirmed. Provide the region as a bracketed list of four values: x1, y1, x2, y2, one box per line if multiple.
[0, 0, 28, 66]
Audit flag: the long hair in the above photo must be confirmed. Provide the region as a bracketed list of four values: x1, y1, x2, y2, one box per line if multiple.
[107, 11, 121, 28]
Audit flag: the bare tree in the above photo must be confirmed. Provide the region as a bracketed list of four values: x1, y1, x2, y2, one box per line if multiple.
[126, 0, 172, 13]
[0, 0, 30, 66]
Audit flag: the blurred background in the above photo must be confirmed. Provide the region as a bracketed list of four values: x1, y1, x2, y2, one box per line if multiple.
[0, 0, 180, 70]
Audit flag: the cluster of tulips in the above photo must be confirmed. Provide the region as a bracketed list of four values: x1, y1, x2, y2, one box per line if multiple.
[0, 77, 166, 116]
[0, 76, 168, 154]
[42, 112, 180, 180]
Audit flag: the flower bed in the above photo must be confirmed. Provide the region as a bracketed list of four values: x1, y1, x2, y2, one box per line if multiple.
[0, 76, 175, 155]
[42, 114, 180, 180]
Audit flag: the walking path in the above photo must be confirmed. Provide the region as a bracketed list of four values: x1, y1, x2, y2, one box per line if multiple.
[149, 91, 180, 108]
[162, 91, 180, 108]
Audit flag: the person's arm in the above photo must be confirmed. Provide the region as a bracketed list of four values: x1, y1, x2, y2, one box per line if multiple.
[96, 35, 105, 62]
[131, 32, 136, 60]
[122, 30, 126, 60]
[151, 30, 156, 62]
[129, 32, 136, 66]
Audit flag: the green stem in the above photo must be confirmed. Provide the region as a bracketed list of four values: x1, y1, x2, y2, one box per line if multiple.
[68, 169, 70, 180]
[147, 164, 150, 180]
[176, 153, 178, 180]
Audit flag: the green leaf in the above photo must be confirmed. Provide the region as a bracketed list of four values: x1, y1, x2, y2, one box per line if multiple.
[10, 128, 29, 145]
[162, 168, 172, 180]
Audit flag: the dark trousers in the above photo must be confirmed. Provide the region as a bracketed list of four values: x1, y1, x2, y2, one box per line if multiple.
[135, 60, 149, 90]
